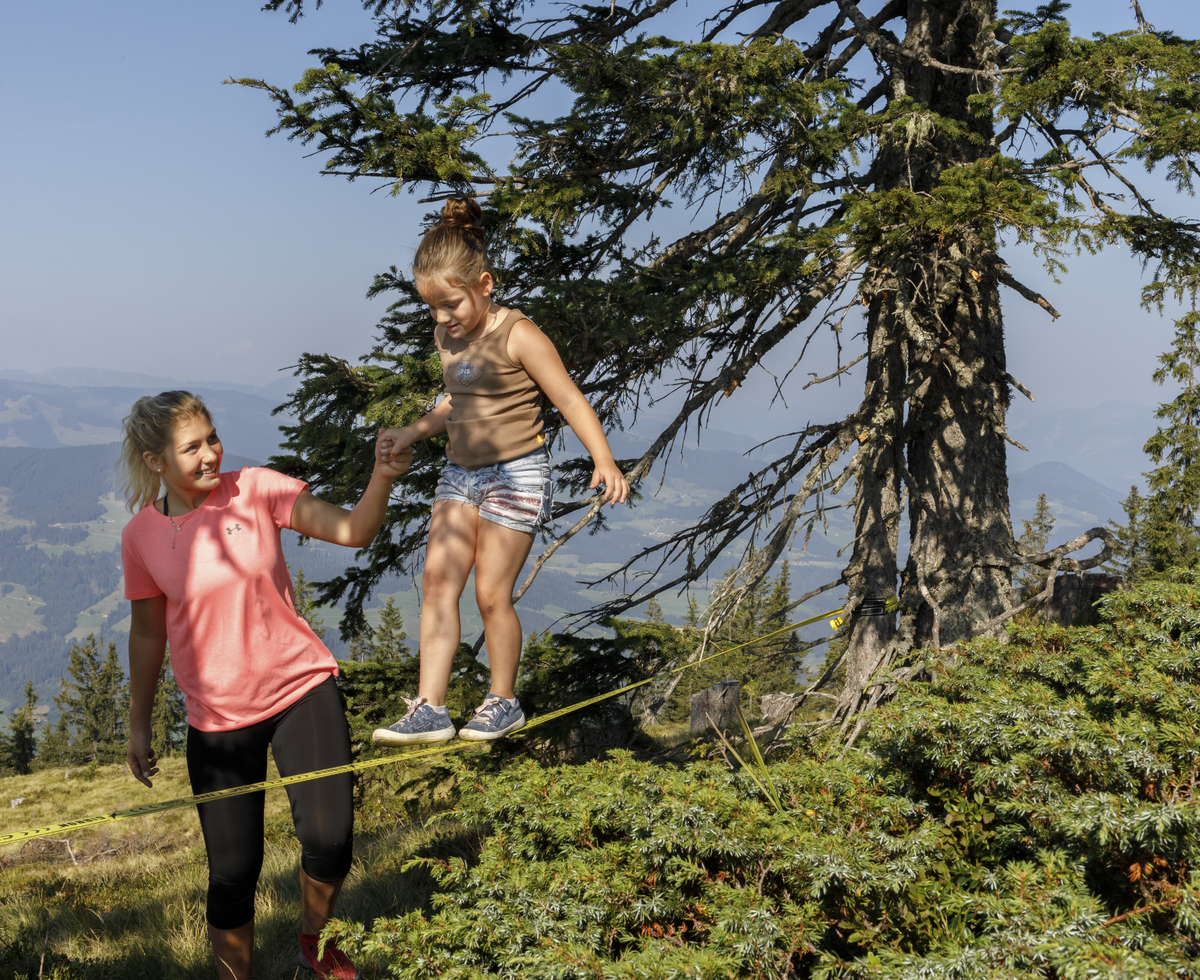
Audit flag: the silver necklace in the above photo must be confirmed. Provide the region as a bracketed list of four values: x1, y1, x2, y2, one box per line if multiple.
[163, 495, 195, 549]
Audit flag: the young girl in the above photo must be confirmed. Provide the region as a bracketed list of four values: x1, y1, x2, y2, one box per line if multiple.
[373, 198, 629, 745]
[121, 390, 411, 980]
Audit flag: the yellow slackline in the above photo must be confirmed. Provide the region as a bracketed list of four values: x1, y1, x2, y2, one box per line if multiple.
[0, 605, 849, 848]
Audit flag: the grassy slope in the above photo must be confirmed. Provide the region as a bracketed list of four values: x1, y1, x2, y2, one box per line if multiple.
[0, 757, 450, 979]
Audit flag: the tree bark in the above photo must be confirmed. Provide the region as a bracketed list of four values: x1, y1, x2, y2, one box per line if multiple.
[839, 0, 1013, 718]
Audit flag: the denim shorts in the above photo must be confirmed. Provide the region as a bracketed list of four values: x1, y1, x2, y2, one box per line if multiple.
[434, 448, 554, 534]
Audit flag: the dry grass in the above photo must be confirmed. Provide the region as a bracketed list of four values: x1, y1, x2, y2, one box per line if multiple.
[0, 758, 451, 979]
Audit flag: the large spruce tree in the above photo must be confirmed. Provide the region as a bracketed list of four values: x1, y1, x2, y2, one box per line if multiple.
[242, 0, 1200, 724]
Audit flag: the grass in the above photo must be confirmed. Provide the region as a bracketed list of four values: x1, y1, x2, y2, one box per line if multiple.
[67, 588, 127, 643]
[0, 583, 47, 640]
[0, 757, 451, 979]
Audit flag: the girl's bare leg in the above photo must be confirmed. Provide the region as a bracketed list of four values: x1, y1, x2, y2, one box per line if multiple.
[418, 500, 480, 705]
[473, 520, 536, 699]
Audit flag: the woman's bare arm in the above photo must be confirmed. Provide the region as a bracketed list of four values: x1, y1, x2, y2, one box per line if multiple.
[289, 438, 412, 548]
[127, 594, 168, 787]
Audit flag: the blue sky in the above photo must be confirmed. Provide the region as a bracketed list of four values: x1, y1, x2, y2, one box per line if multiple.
[2, 0, 1197, 439]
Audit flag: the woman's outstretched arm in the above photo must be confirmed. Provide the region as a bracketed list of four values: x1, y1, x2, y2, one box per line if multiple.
[127, 594, 168, 788]
[289, 438, 413, 548]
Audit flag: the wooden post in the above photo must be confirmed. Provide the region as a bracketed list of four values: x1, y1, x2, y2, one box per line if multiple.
[689, 679, 741, 734]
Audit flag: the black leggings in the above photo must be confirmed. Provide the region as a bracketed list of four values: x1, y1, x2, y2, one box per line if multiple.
[186, 675, 354, 930]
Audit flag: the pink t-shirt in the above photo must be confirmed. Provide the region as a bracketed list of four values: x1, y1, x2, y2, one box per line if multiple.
[121, 467, 337, 732]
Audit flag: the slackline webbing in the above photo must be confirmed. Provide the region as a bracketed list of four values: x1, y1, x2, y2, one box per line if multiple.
[0, 605, 848, 847]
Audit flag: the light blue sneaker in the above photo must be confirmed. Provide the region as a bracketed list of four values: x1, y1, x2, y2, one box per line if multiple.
[459, 695, 526, 741]
[372, 696, 457, 745]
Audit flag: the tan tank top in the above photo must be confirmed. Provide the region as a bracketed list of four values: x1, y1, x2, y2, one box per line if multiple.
[437, 307, 546, 470]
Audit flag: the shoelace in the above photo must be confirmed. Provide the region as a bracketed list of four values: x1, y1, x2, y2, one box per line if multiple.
[472, 696, 505, 722]
[397, 695, 428, 723]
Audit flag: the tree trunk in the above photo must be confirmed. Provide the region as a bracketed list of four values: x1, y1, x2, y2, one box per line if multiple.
[838, 0, 1013, 722]
[838, 298, 905, 707]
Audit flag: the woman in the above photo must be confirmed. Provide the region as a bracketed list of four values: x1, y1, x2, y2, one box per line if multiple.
[121, 390, 410, 980]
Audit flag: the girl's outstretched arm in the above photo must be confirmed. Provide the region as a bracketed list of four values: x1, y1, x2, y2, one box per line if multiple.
[378, 395, 454, 462]
[510, 319, 630, 505]
[290, 438, 412, 548]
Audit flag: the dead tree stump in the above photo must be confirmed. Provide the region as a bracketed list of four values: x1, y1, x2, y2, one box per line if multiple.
[1044, 572, 1126, 626]
[690, 679, 741, 734]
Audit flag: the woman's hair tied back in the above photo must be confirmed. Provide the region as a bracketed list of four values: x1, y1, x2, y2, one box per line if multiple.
[119, 390, 213, 513]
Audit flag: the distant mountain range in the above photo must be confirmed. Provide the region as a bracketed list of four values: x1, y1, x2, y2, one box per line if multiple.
[1007, 399, 1153, 492]
[0, 377, 296, 464]
[0, 367, 299, 400]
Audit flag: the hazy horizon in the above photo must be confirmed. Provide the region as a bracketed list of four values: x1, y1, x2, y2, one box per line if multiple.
[3, 0, 1198, 438]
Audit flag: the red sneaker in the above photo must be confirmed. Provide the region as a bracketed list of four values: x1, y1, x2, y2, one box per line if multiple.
[298, 933, 360, 980]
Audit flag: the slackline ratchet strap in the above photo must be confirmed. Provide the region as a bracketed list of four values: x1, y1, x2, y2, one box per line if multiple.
[1, 604, 852, 848]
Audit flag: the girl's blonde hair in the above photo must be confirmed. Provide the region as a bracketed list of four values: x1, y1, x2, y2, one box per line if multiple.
[119, 391, 213, 512]
[413, 198, 495, 288]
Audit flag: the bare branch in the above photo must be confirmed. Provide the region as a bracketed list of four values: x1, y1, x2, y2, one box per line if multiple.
[765, 576, 845, 622]
[1013, 527, 1117, 573]
[803, 352, 867, 389]
[921, 57, 1022, 77]
[834, 0, 901, 62]
[1005, 372, 1035, 401]
[998, 270, 1062, 319]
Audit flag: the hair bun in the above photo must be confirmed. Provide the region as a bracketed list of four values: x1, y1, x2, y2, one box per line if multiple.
[440, 198, 485, 241]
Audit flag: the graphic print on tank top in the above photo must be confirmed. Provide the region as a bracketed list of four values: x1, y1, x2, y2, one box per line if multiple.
[455, 357, 485, 386]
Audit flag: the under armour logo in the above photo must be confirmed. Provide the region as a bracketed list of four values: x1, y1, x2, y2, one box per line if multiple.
[225, 524, 243, 535]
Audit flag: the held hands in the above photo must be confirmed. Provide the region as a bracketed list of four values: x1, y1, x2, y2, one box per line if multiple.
[127, 729, 159, 788]
[591, 459, 630, 506]
[376, 428, 414, 480]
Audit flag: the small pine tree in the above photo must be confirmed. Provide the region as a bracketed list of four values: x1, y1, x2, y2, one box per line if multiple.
[54, 634, 129, 764]
[150, 649, 187, 757]
[684, 593, 702, 628]
[752, 561, 804, 697]
[663, 552, 802, 720]
[8, 680, 39, 775]
[38, 714, 75, 768]
[1015, 494, 1056, 599]
[292, 566, 327, 640]
[765, 560, 793, 623]
[1143, 310, 1200, 572]
[0, 710, 11, 775]
[373, 596, 409, 662]
[96, 642, 129, 753]
[1105, 485, 1149, 583]
[643, 595, 665, 624]
[347, 630, 374, 663]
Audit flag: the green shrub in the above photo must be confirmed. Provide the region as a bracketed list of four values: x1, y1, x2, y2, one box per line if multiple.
[327, 575, 1200, 978]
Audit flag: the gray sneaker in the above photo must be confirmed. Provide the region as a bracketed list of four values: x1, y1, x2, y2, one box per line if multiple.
[372, 696, 457, 745]
[459, 695, 526, 741]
